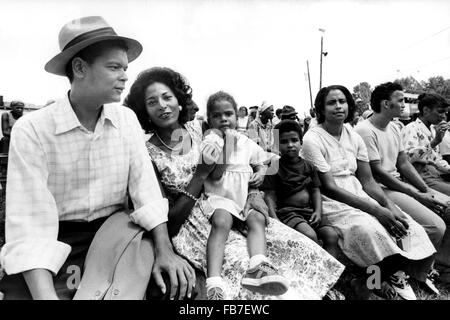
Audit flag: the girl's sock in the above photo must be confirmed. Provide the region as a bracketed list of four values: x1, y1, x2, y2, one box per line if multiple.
[249, 254, 269, 269]
[206, 276, 225, 291]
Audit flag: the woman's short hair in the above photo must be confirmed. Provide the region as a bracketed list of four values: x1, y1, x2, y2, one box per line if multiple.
[314, 85, 356, 124]
[274, 119, 303, 142]
[418, 92, 450, 115]
[206, 91, 238, 119]
[124, 67, 192, 133]
[370, 82, 403, 113]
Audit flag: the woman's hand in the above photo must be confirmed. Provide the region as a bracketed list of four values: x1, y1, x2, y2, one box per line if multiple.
[243, 191, 269, 225]
[372, 205, 408, 239]
[248, 172, 264, 188]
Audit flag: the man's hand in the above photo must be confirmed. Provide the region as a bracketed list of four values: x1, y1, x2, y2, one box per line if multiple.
[309, 211, 321, 228]
[152, 244, 196, 300]
[432, 122, 448, 146]
[415, 191, 446, 213]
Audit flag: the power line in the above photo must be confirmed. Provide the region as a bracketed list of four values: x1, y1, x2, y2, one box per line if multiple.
[405, 25, 450, 49]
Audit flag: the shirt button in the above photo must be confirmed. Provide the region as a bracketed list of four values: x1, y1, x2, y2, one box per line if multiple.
[113, 289, 120, 296]
[95, 290, 101, 297]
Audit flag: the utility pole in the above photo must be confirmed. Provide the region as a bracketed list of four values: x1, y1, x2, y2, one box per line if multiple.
[319, 28, 327, 89]
[306, 60, 313, 110]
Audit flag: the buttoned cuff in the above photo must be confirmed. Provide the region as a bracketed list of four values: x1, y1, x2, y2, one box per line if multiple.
[0, 238, 71, 275]
[129, 198, 169, 231]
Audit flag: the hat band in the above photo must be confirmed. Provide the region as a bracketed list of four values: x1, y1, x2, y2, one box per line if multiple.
[63, 27, 117, 50]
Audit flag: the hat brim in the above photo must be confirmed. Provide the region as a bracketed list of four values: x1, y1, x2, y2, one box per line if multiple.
[45, 35, 143, 76]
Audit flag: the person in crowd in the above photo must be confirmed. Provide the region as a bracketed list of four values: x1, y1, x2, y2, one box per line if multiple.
[247, 105, 258, 125]
[280, 105, 298, 121]
[361, 109, 374, 120]
[401, 93, 450, 196]
[202, 91, 289, 299]
[303, 107, 318, 134]
[0, 16, 195, 300]
[125, 66, 345, 300]
[237, 106, 249, 134]
[350, 110, 360, 127]
[262, 120, 339, 257]
[355, 82, 449, 291]
[439, 111, 450, 164]
[272, 108, 282, 126]
[1, 100, 24, 153]
[248, 101, 275, 152]
[301, 85, 436, 300]
[186, 99, 199, 121]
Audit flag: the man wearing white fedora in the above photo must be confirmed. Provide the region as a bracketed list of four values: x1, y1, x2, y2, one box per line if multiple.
[0, 16, 196, 300]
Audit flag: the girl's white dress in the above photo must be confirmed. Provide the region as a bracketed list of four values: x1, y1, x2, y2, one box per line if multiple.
[204, 131, 268, 220]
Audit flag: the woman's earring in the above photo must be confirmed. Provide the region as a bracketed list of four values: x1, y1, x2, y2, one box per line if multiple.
[179, 105, 183, 111]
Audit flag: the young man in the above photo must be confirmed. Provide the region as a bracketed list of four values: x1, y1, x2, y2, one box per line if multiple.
[0, 16, 195, 300]
[402, 93, 450, 195]
[355, 82, 450, 292]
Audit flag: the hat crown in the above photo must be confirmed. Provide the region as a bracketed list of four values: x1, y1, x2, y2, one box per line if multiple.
[58, 16, 114, 51]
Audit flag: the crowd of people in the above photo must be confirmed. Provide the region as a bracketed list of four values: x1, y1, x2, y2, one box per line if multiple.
[1, 16, 450, 301]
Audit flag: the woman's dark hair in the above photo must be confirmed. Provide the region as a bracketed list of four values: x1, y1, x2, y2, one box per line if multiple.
[418, 92, 450, 116]
[238, 106, 248, 116]
[124, 67, 192, 133]
[370, 82, 403, 113]
[65, 39, 129, 83]
[314, 85, 356, 124]
[206, 91, 238, 120]
[274, 119, 303, 143]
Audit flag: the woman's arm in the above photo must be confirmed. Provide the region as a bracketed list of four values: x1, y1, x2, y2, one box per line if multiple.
[167, 162, 214, 236]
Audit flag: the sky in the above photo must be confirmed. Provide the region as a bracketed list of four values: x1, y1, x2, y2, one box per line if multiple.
[1, 0, 450, 117]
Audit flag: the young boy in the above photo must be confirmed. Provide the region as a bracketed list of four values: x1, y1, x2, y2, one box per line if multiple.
[262, 120, 339, 257]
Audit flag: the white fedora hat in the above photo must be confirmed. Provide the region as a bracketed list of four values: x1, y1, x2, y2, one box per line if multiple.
[45, 16, 143, 76]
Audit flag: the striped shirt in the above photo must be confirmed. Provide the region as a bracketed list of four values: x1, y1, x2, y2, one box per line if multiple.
[0, 93, 168, 275]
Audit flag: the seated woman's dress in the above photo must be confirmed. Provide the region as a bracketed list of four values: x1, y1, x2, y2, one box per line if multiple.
[147, 120, 345, 300]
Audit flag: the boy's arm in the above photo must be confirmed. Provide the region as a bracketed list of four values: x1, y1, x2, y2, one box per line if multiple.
[311, 187, 322, 216]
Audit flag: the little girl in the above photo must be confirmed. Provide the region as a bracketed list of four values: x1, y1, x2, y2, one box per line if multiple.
[201, 91, 289, 300]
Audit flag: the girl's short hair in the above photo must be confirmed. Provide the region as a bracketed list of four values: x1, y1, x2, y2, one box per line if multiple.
[124, 67, 192, 133]
[206, 91, 238, 119]
[314, 85, 356, 124]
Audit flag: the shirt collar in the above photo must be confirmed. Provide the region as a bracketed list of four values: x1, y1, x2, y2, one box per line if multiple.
[415, 117, 432, 136]
[53, 92, 119, 135]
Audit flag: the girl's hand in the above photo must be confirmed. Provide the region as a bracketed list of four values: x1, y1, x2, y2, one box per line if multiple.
[248, 172, 264, 188]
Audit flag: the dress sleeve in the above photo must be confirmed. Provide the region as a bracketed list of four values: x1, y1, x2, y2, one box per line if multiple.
[301, 131, 331, 173]
[0, 120, 71, 275]
[353, 131, 370, 162]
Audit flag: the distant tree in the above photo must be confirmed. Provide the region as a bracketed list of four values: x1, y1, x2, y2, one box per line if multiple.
[394, 76, 425, 94]
[353, 82, 372, 113]
[423, 76, 450, 99]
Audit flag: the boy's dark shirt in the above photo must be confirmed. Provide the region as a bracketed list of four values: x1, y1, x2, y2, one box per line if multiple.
[262, 155, 321, 208]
